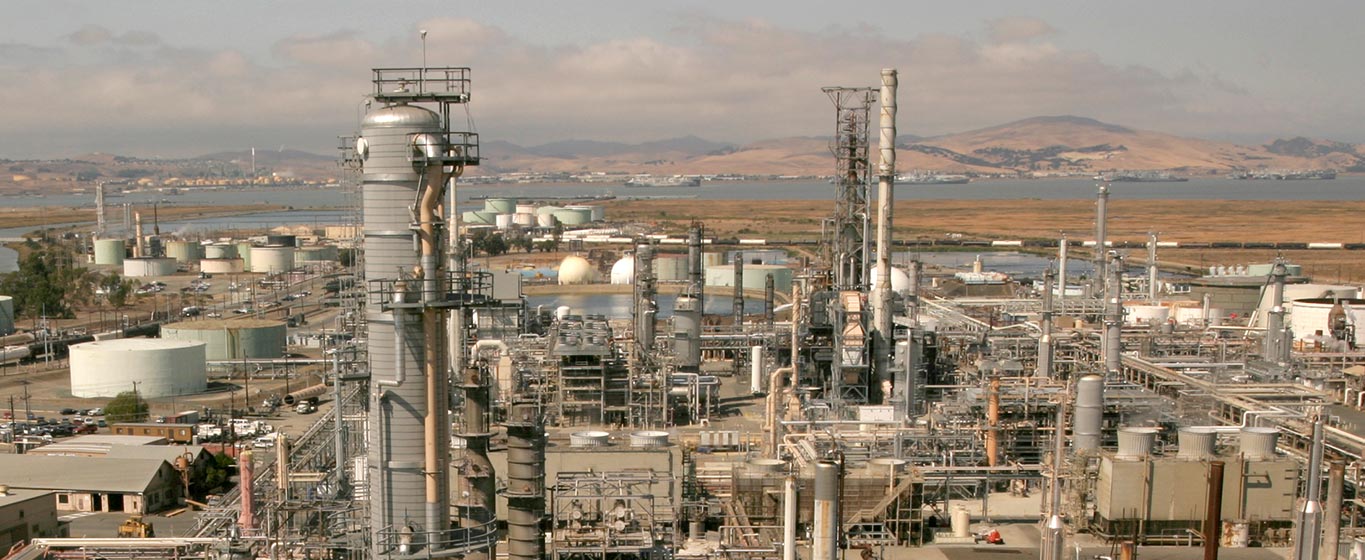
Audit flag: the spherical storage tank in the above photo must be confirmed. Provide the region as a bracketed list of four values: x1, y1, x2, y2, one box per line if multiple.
[93, 238, 126, 266]
[161, 318, 286, 360]
[868, 266, 912, 293]
[610, 255, 636, 285]
[250, 246, 295, 274]
[123, 257, 177, 277]
[484, 198, 517, 214]
[0, 295, 13, 336]
[70, 338, 206, 398]
[200, 258, 245, 274]
[164, 240, 204, 263]
[557, 255, 597, 285]
[205, 243, 237, 260]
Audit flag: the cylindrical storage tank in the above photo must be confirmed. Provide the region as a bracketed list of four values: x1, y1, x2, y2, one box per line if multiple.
[557, 256, 597, 285]
[551, 208, 591, 226]
[629, 430, 670, 448]
[866, 457, 908, 474]
[249, 246, 295, 274]
[483, 198, 517, 214]
[461, 211, 497, 225]
[1074, 375, 1104, 452]
[513, 212, 535, 227]
[236, 242, 255, 270]
[296, 245, 338, 263]
[164, 240, 204, 263]
[1173, 305, 1224, 327]
[1126, 305, 1170, 326]
[536, 213, 557, 228]
[569, 431, 610, 448]
[654, 256, 688, 282]
[93, 238, 126, 265]
[70, 338, 207, 398]
[1115, 427, 1158, 460]
[705, 263, 794, 292]
[555, 306, 572, 321]
[514, 204, 536, 215]
[0, 296, 13, 336]
[161, 318, 287, 360]
[1239, 427, 1279, 460]
[200, 258, 245, 274]
[746, 458, 786, 473]
[495, 213, 514, 230]
[565, 205, 603, 222]
[813, 461, 841, 560]
[1224, 521, 1250, 548]
[205, 243, 237, 260]
[123, 257, 177, 277]
[610, 255, 635, 285]
[265, 234, 297, 248]
[951, 508, 972, 538]
[1177, 427, 1217, 460]
[1291, 298, 1365, 341]
[534, 205, 562, 216]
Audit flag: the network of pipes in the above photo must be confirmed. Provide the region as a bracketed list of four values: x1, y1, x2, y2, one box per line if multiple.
[28, 64, 1365, 560]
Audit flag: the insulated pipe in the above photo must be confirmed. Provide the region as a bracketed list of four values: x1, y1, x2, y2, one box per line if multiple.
[239, 450, 255, 531]
[872, 68, 897, 404]
[1325, 461, 1345, 560]
[470, 339, 508, 363]
[133, 211, 144, 258]
[1038, 266, 1056, 378]
[276, 433, 290, 500]
[380, 289, 409, 389]
[418, 155, 453, 543]
[790, 283, 801, 390]
[1205, 460, 1225, 560]
[766, 367, 794, 457]
[1295, 412, 1326, 560]
[1147, 232, 1160, 301]
[986, 376, 1001, 467]
[813, 461, 841, 560]
[783, 474, 798, 560]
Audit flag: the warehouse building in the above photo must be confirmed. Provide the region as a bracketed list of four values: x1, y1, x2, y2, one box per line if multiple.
[0, 488, 61, 552]
[0, 455, 184, 514]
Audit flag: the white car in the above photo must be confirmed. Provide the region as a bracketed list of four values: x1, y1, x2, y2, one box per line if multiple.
[253, 436, 276, 449]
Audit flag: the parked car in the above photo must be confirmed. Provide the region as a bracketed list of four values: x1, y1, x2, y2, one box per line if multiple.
[253, 436, 276, 449]
[60, 408, 79, 415]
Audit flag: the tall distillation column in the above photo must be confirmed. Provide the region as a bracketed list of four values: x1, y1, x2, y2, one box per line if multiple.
[1147, 232, 1160, 300]
[457, 360, 496, 560]
[1264, 260, 1292, 364]
[358, 67, 479, 557]
[1093, 184, 1110, 297]
[1037, 265, 1056, 379]
[1294, 412, 1326, 560]
[505, 401, 546, 560]
[1103, 255, 1124, 375]
[871, 68, 897, 404]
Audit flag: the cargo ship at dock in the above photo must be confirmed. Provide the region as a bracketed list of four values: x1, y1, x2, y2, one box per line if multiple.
[624, 175, 701, 187]
[1229, 169, 1337, 180]
[1099, 170, 1188, 183]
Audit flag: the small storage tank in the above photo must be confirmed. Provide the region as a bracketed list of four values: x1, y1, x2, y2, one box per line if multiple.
[1074, 375, 1104, 452]
[161, 318, 287, 360]
[93, 238, 126, 265]
[164, 240, 204, 263]
[70, 338, 207, 398]
[1126, 305, 1170, 326]
[461, 211, 497, 225]
[536, 213, 557, 228]
[534, 205, 562, 216]
[296, 245, 338, 263]
[629, 431, 670, 448]
[484, 198, 517, 214]
[495, 213, 514, 230]
[237, 242, 255, 270]
[266, 234, 298, 248]
[200, 258, 245, 274]
[1291, 298, 1365, 341]
[610, 255, 636, 285]
[205, 243, 237, 260]
[513, 213, 535, 227]
[1177, 427, 1217, 460]
[1239, 427, 1279, 460]
[569, 431, 610, 448]
[515, 204, 536, 215]
[951, 508, 972, 538]
[123, 257, 177, 277]
[0, 295, 13, 336]
[1115, 427, 1158, 460]
[557, 256, 597, 285]
[250, 246, 295, 274]
[551, 208, 591, 226]
[1173, 304, 1224, 327]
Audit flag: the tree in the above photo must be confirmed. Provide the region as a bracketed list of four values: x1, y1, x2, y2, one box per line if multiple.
[105, 390, 149, 423]
[0, 247, 91, 318]
[100, 272, 136, 310]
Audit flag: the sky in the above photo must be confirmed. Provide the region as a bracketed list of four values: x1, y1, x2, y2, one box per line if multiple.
[1, 1, 1362, 158]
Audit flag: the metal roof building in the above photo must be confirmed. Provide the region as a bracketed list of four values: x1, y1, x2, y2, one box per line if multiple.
[0, 455, 183, 514]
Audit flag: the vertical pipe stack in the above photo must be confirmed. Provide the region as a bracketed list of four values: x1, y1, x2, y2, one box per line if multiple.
[1265, 260, 1292, 364]
[1205, 461, 1226, 560]
[1040, 398, 1066, 560]
[751, 345, 765, 395]
[1058, 234, 1069, 303]
[734, 252, 745, 328]
[239, 449, 255, 532]
[95, 182, 106, 236]
[765, 274, 776, 327]
[635, 244, 656, 358]
[505, 401, 546, 560]
[1094, 184, 1110, 296]
[986, 376, 1001, 467]
[133, 211, 144, 258]
[688, 225, 704, 300]
[1325, 461, 1345, 560]
[1104, 255, 1124, 375]
[813, 460, 841, 560]
[872, 67, 898, 405]
[1295, 413, 1326, 560]
[783, 474, 798, 560]
[1037, 266, 1056, 378]
[1147, 232, 1160, 301]
[458, 363, 496, 560]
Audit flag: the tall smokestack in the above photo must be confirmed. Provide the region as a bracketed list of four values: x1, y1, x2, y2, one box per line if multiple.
[872, 68, 897, 404]
[95, 182, 106, 236]
[133, 211, 144, 258]
[1204, 461, 1226, 560]
[1040, 396, 1067, 560]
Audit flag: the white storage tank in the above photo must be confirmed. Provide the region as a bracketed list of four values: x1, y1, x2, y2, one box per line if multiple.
[1173, 304, 1224, 327]
[200, 258, 245, 274]
[250, 246, 295, 274]
[1290, 298, 1365, 341]
[461, 211, 497, 225]
[534, 205, 562, 216]
[515, 204, 536, 215]
[93, 238, 126, 265]
[495, 213, 515, 230]
[161, 318, 287, 360]
[536, 213, 557, 228]
[0, 295, 13, 336]
[296, 245, 339, 263]
[70, 338, 207, 398]
[123, 257, 177, 277]
[512, 213, 536, 227]
[164, 240, 204, 263]
[557, 256, 597, 285]
[237, 242, 255, 270]
[205, 243, 237, 260]
[1126, 305, 1171, 326]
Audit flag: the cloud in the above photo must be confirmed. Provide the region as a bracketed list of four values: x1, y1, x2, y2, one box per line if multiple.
[0, 17, 1343, 158]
